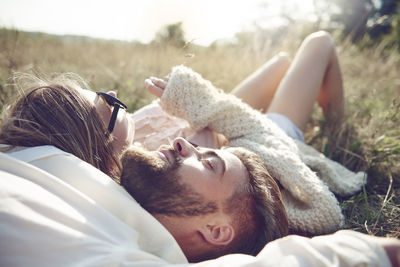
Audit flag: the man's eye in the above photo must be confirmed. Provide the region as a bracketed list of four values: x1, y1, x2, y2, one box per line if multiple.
[189, 141, 199, 147]
[202, 159, 214, 170]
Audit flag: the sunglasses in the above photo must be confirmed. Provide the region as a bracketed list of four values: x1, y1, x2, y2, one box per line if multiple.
[96, 92, 127, 133]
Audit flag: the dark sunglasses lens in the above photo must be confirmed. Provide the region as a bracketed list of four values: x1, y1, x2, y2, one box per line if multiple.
[96, 92, 127, 109]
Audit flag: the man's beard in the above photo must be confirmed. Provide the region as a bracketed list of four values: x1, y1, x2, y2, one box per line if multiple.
[120, 145, 217, 217]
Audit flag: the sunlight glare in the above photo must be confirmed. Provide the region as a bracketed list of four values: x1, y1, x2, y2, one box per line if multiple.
[0, 0, 316, 46]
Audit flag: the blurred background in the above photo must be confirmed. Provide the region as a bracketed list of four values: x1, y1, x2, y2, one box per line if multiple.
[0, 0, 399, 237]
[1, 0, 399, 47]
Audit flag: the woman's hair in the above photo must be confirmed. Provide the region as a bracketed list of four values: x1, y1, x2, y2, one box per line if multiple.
[0, 73, 121, 179]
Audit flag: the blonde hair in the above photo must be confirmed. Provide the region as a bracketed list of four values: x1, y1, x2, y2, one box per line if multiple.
[0, 73, 121, 179]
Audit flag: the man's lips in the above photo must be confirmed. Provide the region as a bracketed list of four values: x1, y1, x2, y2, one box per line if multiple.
[158, 149, 171, 164]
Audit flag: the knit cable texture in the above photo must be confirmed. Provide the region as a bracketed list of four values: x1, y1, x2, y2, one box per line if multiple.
[160, 65, 366, 234]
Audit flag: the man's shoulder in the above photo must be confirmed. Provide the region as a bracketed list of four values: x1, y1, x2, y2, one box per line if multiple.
[2, 144, 68, 162]
[0, 146, 188, 265]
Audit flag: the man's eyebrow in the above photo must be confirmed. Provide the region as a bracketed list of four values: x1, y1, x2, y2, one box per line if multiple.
[204, 151, 226, 176]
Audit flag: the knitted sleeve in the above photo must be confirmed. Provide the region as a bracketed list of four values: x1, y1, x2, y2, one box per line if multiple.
[295, 141, 366, 197]
[160, 66, 296, 148]
[160, 65, 344, 234]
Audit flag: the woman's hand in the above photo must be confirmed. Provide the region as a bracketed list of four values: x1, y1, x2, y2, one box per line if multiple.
[145, 77, 168, 98]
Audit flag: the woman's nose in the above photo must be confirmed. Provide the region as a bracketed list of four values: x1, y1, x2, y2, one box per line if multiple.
[173, 137, 197, 157]
[107, 91, 117, 98]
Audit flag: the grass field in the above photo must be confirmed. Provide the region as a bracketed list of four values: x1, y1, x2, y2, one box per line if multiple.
[0, 27, 399, 238]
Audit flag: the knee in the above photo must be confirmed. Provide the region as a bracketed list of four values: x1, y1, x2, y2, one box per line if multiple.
[276, 52, 291, 64]
[304, 31, 334, 47]
[302, 31, 335, 54]
[273, 52, 291, 69]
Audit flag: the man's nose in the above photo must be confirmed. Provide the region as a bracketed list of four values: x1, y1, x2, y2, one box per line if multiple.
[173, 137, 198, 158]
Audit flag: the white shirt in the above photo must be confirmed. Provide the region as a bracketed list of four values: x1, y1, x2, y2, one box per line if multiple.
[0, 145, 391, 266]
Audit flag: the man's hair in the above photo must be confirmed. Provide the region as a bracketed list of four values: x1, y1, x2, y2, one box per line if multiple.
[120, 144, 287, 261]
[214, 146, 288, 257]
[0, 73, 121, 179]
[120, 146, 218, 217]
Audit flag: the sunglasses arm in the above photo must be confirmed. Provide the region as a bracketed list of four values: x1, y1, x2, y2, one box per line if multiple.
[108, 105, 120, 133]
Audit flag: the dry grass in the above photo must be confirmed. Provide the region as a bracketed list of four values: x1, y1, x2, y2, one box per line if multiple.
[0, 27, 399, 238]
[307, 39, 400, 238]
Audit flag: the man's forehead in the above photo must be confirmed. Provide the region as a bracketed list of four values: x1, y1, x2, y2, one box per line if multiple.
[221, 149, 249, 186]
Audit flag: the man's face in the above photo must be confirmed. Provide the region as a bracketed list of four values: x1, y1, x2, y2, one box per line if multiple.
[120, 137, 249, 217]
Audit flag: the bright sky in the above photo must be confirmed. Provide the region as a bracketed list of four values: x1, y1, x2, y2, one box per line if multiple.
[0, 0, 316, 46]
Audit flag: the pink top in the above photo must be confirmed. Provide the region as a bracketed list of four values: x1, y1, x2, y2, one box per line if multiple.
[130, 101, 226, 150]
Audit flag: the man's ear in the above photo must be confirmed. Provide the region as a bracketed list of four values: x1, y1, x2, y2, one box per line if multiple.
[198, 222, 235, 246]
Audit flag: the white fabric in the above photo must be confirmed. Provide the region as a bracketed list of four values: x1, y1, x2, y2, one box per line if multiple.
[0, 146, 391, 266]
[266, 112, 305, 142]
[131, 100, 225, 150]
[0, 145, 187, 266]
[195, 231, 392, 267]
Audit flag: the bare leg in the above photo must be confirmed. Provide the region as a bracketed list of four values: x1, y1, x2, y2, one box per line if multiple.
[267, 31, 345, 132]
[187, 53, 291, 148]
[317, 47, 345, 124]
[188, 32, 344, 148]
[232, 52, 291, 112]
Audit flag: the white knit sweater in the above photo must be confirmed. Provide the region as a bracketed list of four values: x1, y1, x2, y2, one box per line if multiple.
[160, 65, 366, 234]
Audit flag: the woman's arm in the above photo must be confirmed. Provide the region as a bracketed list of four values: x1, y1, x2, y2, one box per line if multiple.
[145, 66, 345, 234]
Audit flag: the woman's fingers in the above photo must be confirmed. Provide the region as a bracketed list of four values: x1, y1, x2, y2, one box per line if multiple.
[145, 76, 168, 98]
[150, 77, 167, 89]
[145, 79, 164, 98]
